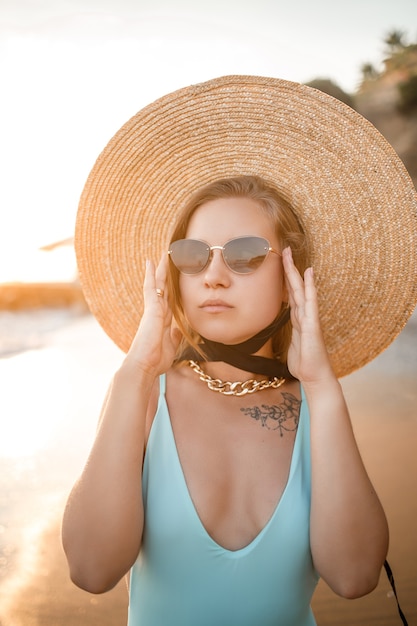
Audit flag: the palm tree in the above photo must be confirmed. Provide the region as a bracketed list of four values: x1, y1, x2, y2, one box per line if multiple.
[360, 63, 378, 81]
[384, 30, 406, 54]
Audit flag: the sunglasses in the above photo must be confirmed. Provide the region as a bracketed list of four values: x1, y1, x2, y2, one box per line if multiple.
[168, 236, 280, 275]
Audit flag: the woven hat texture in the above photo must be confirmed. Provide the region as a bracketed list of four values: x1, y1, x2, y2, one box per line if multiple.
[75, 75, 417, 377]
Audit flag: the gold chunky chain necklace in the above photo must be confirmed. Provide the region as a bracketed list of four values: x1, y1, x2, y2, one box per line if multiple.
[188, 360, 285, 396]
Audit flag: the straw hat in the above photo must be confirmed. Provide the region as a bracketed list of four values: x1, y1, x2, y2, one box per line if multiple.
[75, 75, 417, 378]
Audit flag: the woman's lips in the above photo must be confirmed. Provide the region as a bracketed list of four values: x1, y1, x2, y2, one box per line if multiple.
[199, 299, 233, 312]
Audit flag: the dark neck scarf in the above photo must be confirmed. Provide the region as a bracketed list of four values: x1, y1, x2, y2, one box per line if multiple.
[179, 307, 293, 379]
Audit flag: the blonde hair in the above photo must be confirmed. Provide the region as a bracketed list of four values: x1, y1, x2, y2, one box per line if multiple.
[167, 175, 309, 364]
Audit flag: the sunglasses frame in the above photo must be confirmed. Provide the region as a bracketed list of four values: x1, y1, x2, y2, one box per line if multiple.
[168, 235, 280, 275]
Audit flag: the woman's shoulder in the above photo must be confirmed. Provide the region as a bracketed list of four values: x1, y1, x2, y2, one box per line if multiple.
[144, 365, 188, 441]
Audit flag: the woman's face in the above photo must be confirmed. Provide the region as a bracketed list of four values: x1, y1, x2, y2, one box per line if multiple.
[179, 197, 287, 353]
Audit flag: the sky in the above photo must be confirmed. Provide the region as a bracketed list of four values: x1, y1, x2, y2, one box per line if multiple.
[0, 0, 416, 281]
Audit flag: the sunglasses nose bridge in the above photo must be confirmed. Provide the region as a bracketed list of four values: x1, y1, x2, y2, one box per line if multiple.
[206, 244, 228, 270]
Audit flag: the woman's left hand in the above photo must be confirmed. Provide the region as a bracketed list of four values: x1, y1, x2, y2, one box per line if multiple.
[282, 247, 335, 385]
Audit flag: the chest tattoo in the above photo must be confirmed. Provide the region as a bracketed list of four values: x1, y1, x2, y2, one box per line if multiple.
[240, 392, 301, 435]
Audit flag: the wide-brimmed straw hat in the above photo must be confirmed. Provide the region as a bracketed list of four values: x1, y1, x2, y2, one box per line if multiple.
[75, 75, 417, 378]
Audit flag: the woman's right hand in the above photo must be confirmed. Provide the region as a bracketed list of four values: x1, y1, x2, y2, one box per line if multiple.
[123, 254, 181, 379]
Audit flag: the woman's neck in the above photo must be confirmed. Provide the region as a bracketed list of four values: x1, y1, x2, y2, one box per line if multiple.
[196, 339, 275, 381]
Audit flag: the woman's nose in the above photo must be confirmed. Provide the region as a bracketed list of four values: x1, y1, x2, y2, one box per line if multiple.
[203, 249, 231, 287]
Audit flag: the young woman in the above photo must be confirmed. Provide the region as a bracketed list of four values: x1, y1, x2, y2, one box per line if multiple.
[62, 77, 417, 626]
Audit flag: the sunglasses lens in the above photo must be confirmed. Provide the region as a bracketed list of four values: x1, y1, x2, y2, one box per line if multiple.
[169, 239, 210, 274]
[224, 237, 269, 273]
[169, 236, 271, 275]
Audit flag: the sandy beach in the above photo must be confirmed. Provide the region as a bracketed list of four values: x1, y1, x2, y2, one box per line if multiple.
[0, 310, 416, 625]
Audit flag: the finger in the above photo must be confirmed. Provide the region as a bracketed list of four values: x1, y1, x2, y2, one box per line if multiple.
[303, 266, 320, 317]
[143, 259, 156, 296]
[155, 253, 168, 286]
[143, 259, 167, 310]
[282, 247, 302, 286]
[153, 254, 169, 302]
[282, 247, 306, 307]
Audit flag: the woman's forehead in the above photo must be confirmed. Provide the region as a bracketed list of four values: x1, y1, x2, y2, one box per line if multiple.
[186, 197, 277, 241]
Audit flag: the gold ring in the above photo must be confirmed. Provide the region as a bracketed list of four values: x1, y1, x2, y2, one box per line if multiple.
[156, 288, 164, 297]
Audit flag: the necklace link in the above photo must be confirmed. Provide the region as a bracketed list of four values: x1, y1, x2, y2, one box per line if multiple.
[188, 360, 285, 396]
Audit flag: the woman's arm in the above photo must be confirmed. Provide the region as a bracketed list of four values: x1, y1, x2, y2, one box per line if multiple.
[61, 365, 155, 594]
[306, 377, 388, 598]
[61, 257, 180, 593]
[282, 248, 389, 598]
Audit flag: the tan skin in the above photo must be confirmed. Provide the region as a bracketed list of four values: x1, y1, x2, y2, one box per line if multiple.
[62, 198, 389, 598]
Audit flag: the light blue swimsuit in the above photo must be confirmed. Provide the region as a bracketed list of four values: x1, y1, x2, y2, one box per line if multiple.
[128, 375, 319, 625]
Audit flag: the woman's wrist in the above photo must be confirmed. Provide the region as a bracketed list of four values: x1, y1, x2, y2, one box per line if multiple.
[300, 372, 342, 404]
[115, 358, 159, 394]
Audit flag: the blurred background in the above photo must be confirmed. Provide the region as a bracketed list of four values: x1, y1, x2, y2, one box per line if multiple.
[0, 1, 416, 624]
